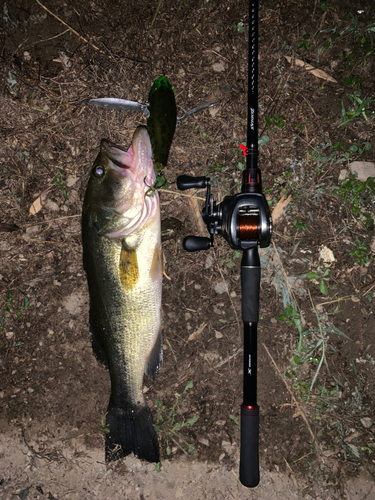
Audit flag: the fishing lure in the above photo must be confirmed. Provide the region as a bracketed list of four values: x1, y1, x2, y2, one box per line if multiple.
[90, 76, 216, 187]
[147, 76, 177, 173]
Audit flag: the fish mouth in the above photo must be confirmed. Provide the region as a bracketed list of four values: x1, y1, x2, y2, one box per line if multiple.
[100, 139, 134, 170]
[100, 127, 152, 175]
[105, 140, 129, 153]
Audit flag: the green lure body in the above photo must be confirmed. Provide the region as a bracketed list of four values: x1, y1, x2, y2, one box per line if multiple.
[147, 76, 177, 173]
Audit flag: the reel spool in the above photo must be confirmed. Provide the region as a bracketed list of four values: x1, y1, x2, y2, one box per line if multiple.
[238, 214, 259, 241]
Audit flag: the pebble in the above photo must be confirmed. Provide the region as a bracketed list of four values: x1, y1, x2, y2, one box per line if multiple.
[339, 169, 348, 180]
[46, 199, 59, 211]
[205, 255, 213, 269]
[319, 245, 335, 263]
[361, 417, 373, 429]
[212, 62, 225, 72]
[198, 438, 209, 446]
[214, 282, 228, 294]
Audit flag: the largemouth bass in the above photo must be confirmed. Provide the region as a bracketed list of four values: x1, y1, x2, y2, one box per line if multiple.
[82, 126, 162, 463]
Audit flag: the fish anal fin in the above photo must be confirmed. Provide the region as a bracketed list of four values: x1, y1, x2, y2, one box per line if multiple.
[144, 330, 163, 379]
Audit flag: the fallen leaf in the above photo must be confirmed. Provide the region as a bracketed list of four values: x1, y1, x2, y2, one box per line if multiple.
[272, 194, 292, 223]
[29, 196, 42, 215]
[186, 322, 207, 343]
[285, 56, 337, 83]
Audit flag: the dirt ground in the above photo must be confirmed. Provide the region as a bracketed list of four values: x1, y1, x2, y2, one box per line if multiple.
[1, 0, 375, 498]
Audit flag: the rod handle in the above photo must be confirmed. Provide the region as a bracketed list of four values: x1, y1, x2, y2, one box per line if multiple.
[177, 175, 207, 190]
[239, 405, 260, 488]
[183, 236, 211, 252]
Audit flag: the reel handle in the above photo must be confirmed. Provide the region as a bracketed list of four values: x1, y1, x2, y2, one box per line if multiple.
[177, 175, 207, 190]
[183, 236, 211, 252]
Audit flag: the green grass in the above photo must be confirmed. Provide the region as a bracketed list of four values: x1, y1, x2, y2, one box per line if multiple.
[0, 290, 30, 330]
[279, 294, 351, 394]
[154, 380, 199, 462]
[306, 269, 330, 296]
[52, 168, 68, 197]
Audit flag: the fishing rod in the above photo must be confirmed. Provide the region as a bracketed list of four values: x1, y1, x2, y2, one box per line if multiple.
[176, 0, 272, 488]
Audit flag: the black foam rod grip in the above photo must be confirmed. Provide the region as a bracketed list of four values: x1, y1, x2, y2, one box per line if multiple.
[241, 266, 260, 323]
[240, 405, 260, 488]
[183, 236, 211, 252]
[177, 175, 207, 190]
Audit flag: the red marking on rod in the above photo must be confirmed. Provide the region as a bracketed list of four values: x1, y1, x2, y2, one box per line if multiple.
[239, 144, 249, 156]
[242, 404, 258, 410]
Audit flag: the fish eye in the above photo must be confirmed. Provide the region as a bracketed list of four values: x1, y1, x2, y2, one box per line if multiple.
[93, 166, 104, 178]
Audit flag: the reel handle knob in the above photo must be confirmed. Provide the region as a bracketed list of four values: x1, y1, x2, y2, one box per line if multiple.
[183, 236, 211, 252]
[177, 175, 207, 190]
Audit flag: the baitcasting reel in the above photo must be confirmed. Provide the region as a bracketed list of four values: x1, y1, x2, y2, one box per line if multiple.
[176, 167, 273, 252]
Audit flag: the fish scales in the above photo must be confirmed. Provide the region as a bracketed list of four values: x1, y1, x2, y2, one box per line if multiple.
[82, 127, 162, 462]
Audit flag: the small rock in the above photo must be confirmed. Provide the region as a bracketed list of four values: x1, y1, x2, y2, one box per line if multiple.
[212, 62, 225, 72]
[46, 199, 59, 211]
[214, 282, 228, 294]
[319, 245, 335, 263]
[215, 330, 223, 339]
[361, 417, 373, 429]
[369, 236, 375, 254]
[222, 440, 236, 456]
[194, 283, 201, 290]
[27, 387, 34, 393]
[205, 255, 214, 269]
[5, 331, 14, 339]
[198, 438, 209, 446]
[63, 292, 83, 315]
[338, 169, 348, 181]
[66, 175, 78, 187]
[349, 161, 375, 182]
[209, 107, 219, 118]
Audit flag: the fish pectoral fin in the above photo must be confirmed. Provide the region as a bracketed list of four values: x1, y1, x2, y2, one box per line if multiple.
[144, 330, 163, 379]
[119, 243, 140, 290]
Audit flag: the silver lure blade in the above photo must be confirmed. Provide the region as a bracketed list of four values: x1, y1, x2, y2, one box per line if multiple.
[178, 101, 218, 123]
[89, 98, 150, 118]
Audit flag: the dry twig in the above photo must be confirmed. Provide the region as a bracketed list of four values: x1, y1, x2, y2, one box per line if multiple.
[35, 0, 100, 51]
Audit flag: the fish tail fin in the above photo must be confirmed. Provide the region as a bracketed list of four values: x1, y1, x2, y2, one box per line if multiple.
[105, 404, 159, 463]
